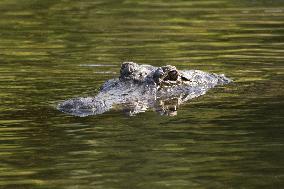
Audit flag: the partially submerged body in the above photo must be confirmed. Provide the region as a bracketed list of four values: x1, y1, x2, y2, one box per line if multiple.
[57, 62, 231, 117]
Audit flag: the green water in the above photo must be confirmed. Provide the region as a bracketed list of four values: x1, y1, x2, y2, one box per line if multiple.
[0, 0, 283, 188]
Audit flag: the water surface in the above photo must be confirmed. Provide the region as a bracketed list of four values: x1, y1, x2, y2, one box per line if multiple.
[0, 0, 283, 188]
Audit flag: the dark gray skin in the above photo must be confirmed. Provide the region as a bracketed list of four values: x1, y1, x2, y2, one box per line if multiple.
[57, 62, 231, 117]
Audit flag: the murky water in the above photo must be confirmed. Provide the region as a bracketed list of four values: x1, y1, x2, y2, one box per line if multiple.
[0, 0, 283, 188]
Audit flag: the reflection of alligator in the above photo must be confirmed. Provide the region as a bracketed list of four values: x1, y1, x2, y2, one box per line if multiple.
[57, 62, 231, 117]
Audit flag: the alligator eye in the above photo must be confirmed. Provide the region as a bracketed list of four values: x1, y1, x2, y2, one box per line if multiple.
[165, 70, 178, 81]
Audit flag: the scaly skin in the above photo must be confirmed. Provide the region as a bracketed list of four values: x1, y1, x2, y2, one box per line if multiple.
[57, 62, 231, 117]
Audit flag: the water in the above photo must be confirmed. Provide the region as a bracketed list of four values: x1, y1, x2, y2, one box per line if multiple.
[0, 0, 283, 188]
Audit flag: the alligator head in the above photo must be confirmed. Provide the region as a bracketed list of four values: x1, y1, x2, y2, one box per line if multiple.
[57, 62, 231, 117]
[119, 62, 192, 87]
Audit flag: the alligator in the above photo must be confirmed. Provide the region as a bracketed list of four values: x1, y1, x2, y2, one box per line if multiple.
[57, 62, 231, 117]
